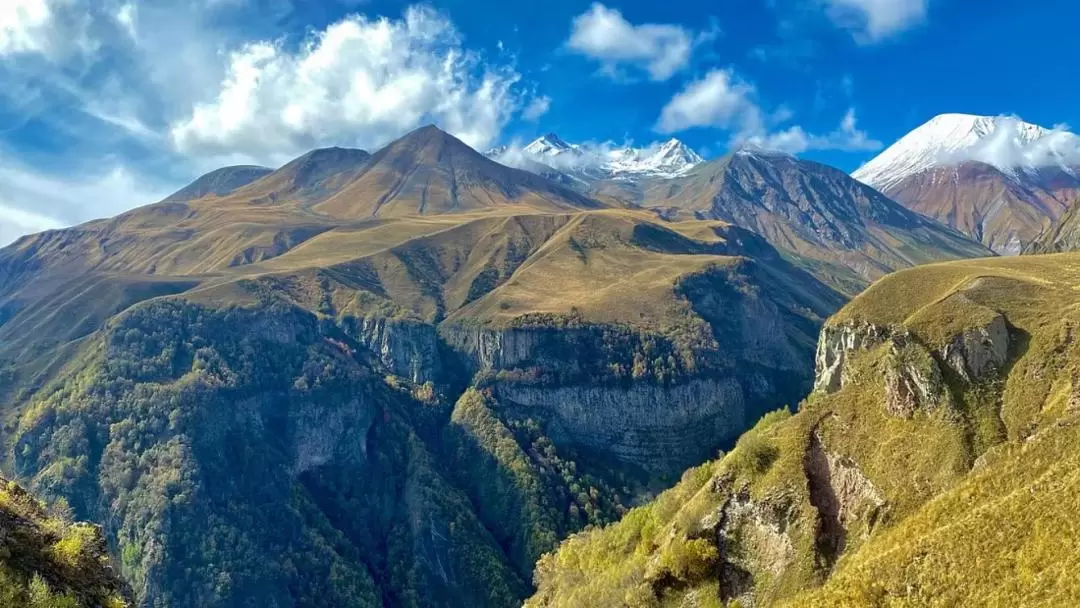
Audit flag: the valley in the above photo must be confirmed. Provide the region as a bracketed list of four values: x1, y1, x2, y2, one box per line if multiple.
[0, 122, 1073, 608]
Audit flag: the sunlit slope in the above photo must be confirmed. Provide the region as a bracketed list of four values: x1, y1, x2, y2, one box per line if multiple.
[528, 252, 1080, 608]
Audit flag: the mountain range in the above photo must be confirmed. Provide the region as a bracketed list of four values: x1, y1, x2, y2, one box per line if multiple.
[489, 134, 705, 182]
[0, 124, 849, 606]
[491, 132, 989, 291]
[0, 119, 1071, 608]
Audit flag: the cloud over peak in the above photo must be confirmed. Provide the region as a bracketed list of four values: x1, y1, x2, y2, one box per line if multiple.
[170, 6, 527, 164]
[655, 69, 761, 135]
[656, 69, 882, 155]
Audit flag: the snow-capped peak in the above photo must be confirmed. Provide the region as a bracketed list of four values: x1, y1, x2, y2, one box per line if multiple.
[524, 133, 578, 157]
[607, 138, 704, 177]
[513, 134, 702, 179]
[853, 113, 1080, 190]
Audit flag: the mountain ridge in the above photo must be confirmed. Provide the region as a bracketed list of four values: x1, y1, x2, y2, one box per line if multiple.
[636, 149, 992, 290]
[494, 133, 704, 180]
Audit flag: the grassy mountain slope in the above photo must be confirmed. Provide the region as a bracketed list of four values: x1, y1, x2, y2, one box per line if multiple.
[637, 152, 991, 292]
[0, 193, 843, 606]
[0, 476, 130, 607]
[528, 252, 1080, 608]
[314, 126, 602, 218]
[163, 165, 273, 202]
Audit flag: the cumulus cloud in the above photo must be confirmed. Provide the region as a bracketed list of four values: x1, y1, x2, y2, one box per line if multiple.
[566, 3, 714, 81]
[825, 0, 929, 42]
[171, 6, 523, 164]
[522, 95, 552, 122]
[656, 70, 882, 155]
[655, 69, 764, 135]
[745, 109, 883, 154]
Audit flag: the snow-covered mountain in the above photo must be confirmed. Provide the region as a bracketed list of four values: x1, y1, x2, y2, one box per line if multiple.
[853, 113, 1080, 254]
[491, 133, 704, 181]
[853, 113, 1079, 190]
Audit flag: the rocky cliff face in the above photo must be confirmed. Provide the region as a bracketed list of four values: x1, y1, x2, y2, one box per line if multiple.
[813, 321, 892, 393]
[815, 313, 1009, 402]
[345, 314, 443, 384]
[497, 378, 746, 473]
[940, 312, 1009, 382]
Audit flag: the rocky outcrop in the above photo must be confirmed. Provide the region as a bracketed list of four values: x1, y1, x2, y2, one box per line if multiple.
[439, 324, 548, 372]
[804, 430, 885, 567]
[814, 321, 893, 393]
[814, 322, 948, 417]
[702, 482, 797, 608]
[941, 313, 1010, 382]
[496, 378, 748, 475]
[346, 315, 442, 384]
[883, 337, 947, 417]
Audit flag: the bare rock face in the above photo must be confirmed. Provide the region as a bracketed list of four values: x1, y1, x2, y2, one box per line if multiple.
[439, 325, 547, 372]
[803, 430, 886, 567]
[497, 378, 746, 473]
[814, 321, 893, 393]
[702, 482, 797, 608]
[941, 313, 1010, 382]
[883, 337, 947, 418]
[347, 315, 442, 384]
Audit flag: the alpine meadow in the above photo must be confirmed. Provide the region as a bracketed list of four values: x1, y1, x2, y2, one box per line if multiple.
[0, 1, 1078, 607]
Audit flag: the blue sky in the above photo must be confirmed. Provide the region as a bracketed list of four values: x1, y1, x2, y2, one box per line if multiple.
[1, 0, 1078, 243]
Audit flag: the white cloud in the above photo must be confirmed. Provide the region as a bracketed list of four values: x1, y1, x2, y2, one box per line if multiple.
[566, 3, 712, 81]
[113, 2, 136, 40]
[744, 108, 883, 154]
[0, 157, 175, 245]
[655, 69, 763, 135]
[0, 0, 98, 60]
[171, 6, 523, 164]
[825, 0, 929, 42]
[522, 95, 552, 122]
[656, 70, 882, 155]
[945, 116, 1080, 169]
[0, 0, 51, 55]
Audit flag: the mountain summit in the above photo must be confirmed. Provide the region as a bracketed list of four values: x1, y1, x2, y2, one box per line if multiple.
[507, 134, 703, 180]
[314, 125, 601, 217]
[853, 113, 1080, 253]
[852, 113, 1061, 190]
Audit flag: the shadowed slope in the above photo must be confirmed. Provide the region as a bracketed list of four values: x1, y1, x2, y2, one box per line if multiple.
[640, 151, 991, 290]
[1026, 197, 1080, 254]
